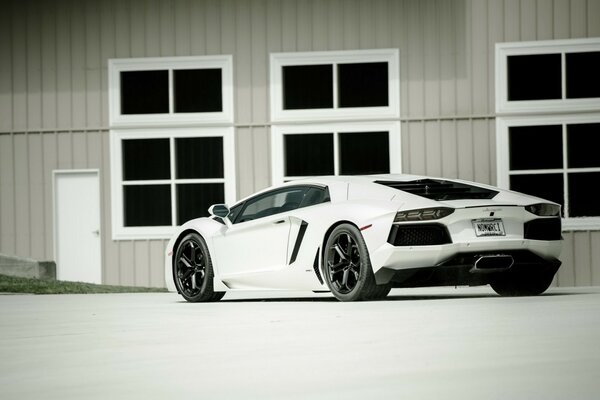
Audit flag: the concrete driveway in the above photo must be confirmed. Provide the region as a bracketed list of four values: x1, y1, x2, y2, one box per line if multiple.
[1, 286, 600, 400]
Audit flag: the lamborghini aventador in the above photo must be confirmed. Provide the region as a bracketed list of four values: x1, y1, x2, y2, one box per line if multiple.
[165, 174, 563, 302]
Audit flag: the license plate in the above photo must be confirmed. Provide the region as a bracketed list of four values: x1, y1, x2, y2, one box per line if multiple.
[473, 219, 505, 237]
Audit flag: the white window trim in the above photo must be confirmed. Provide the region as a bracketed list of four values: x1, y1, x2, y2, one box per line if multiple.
[270, 49, 400, 123]
[110, 127, 236, 240]
[496, 113, 600, 231]
[108, 55, 234, 128]
[495, 38, 600, 115]
[271, 121, 402, 185]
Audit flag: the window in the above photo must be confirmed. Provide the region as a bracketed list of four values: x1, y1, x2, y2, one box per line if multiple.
[496, 38, 600, 230]
[109, 56, 233, 127]
[232, 186, 330, 224]
[496, 115, 600, 229]
[109, 56, 235, 240]
[110, 128, 235, 239]
[270, 49, 401, 185]
[496, 38, 600, 114]
[271, 121, 401, 184]
[270, 49, 400, 122]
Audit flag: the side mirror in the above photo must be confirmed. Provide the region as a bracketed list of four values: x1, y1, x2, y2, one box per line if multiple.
[208, 204, 231, 219]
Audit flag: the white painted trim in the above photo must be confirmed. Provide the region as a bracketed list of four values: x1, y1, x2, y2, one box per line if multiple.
[271, 121, 402, 186]
[108, 55, 234, 128]
[495, 38, 600, 115]
[53, 169, 102, 283]
[496, 113, 600, 231]
[269, 48, 400, 123]
[110, 127, 236, 240]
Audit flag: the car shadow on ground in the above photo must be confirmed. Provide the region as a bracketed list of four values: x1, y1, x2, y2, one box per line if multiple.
[206, 290, 587, 303]
[215, 294, 491, 303]
[173, 288, 589, 304]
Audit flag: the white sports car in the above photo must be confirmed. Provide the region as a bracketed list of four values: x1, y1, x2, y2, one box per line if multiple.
[165, 174, 563, 302]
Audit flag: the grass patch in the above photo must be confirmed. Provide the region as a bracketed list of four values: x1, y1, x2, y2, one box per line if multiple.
[0, 274, 168, 295]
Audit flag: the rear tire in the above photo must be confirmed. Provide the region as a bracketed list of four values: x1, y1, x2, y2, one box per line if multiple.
[323, 224, 392, 302]
[490, 268, 555, 297]
[173, 232, 225, 302]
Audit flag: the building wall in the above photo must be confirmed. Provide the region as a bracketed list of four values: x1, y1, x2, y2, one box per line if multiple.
[1, 0, 599, 287]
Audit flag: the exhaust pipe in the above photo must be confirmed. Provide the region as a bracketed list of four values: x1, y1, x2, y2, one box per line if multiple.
[471, 254, 514, 273]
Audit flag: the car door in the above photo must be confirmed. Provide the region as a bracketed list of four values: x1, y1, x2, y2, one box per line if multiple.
[213, 186, 308, 280]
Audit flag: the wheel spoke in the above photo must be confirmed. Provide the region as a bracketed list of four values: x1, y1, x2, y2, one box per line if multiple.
[191, 272, 197, 290]
[341, 269, 350, 289]
[328, 265, 340, 281]
[328, 260, 346, 272]
[333, 244, 348, 261]
[350, 267, 359, 281]
[189, 243, 197, 263]
[181, 268, 194, 282]
[179, 255, 193, 269]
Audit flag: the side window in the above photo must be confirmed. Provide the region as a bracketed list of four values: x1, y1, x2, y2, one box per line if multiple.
[299, 187, 330, 208]
[237, 187, 307, 223]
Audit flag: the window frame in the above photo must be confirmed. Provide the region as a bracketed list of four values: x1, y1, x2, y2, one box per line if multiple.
[110, 127, 236, 240]
[271, 121, 402, 185]
[269, 49, 400, 123]
[496, 113, 600, 230]
[495, 38, 600, 115]
[108, 55, 234, 128]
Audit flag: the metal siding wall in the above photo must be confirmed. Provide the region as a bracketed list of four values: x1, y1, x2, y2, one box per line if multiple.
[1, 0, 600, 287]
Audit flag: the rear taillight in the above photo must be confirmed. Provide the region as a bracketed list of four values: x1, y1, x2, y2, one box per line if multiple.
[525, 203, 561, 217]
[394, 207, 454, 222]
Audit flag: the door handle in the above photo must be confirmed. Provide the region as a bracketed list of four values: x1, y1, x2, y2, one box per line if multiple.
[273, 220, 285, 224]
[92, 230, 100, 236]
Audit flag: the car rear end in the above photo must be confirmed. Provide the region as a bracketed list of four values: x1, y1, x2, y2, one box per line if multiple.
[368, 178, 563, 287]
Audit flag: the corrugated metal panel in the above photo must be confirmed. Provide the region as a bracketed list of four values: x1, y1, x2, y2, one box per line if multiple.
[7, 0, 598, 134]
[1, 0, 599, 288]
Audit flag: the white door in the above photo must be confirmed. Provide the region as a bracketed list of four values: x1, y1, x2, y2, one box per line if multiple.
[54, 170, 102, 283]
[214, 214, 292, 277]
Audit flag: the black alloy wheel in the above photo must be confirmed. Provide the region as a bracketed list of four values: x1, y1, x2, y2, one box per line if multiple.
[173, 232, 224, 302]
[324, 223, 391, 301]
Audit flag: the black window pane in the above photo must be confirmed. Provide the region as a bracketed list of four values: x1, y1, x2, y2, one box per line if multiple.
[569, 172, 600, 217]
[121, 70, 169, 114]
[174, 69, 223, 113]
[177, 183, 224, 224]
[124, 185, 171, 226]
[509, 125, 562, 170]
[284, 134, 334, 176]
[566, 51, 600, 99]
[338, 62, 389, 108]
[283, 65, 333, 109]
[122, 139, 170, 181]
[510, 174, 564, 211]
[339, 131, 389, 175]
[176, 137, 223, 179]
[507, 54, 561, 101]
[567, 123, 600, 168]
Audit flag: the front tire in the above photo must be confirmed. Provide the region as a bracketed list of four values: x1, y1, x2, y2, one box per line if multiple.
[173, 232, 225, 302]
[323, 224, 391, 302]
